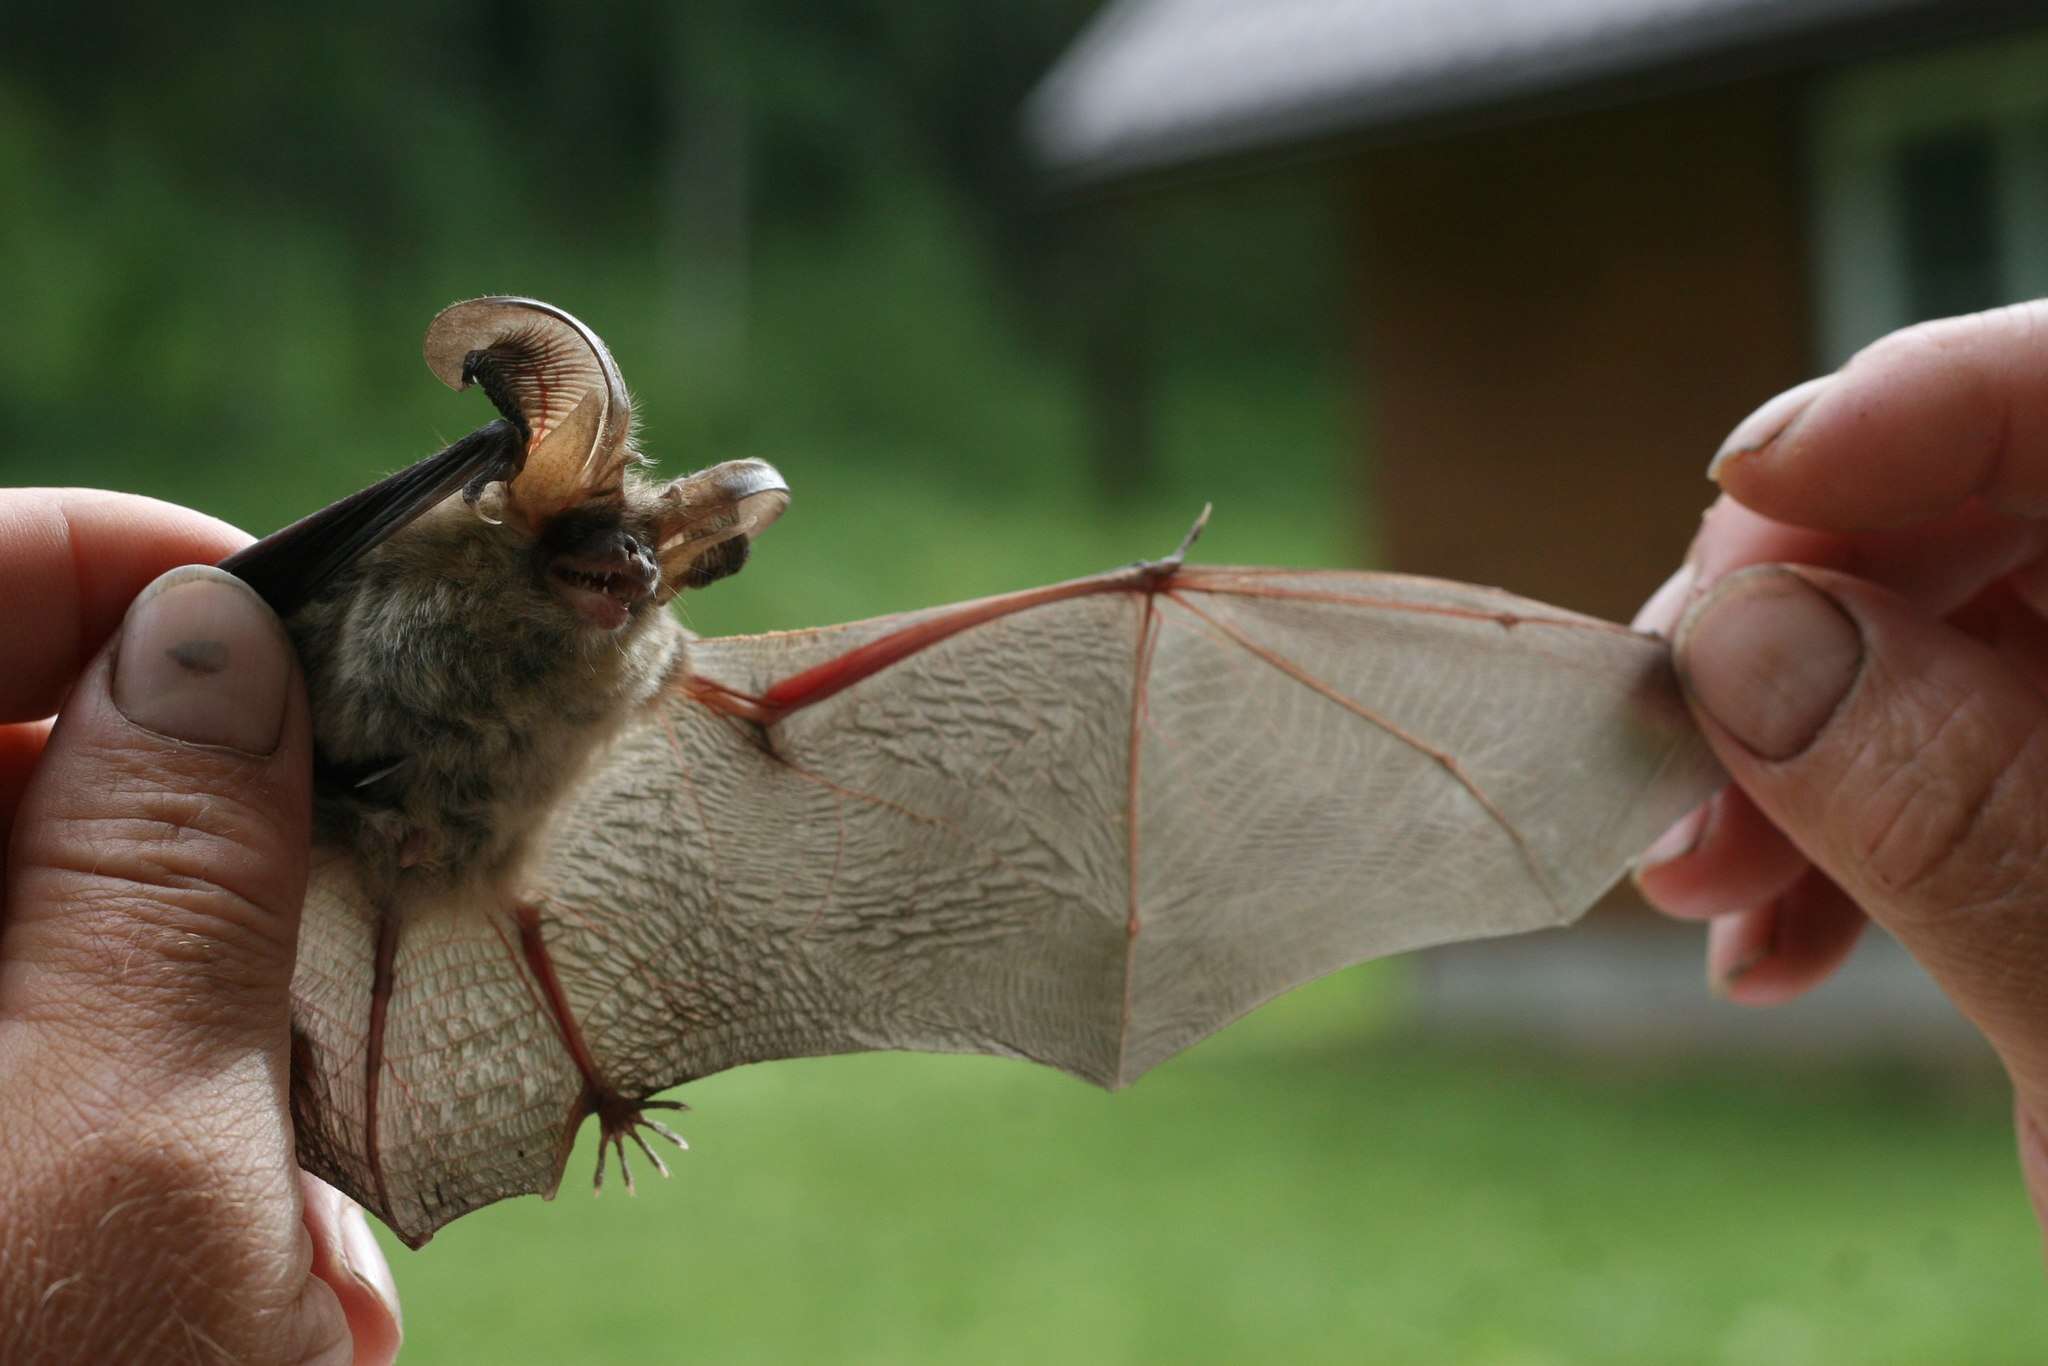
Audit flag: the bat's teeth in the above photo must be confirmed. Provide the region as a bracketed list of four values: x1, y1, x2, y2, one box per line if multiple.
[559, 567, 625, 592]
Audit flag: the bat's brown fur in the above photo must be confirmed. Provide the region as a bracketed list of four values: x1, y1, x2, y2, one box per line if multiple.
[289, 477, 686, 902]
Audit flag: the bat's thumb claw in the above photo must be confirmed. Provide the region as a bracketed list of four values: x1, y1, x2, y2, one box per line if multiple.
[1132, 505, 1213, 582]
[1173, 504, 1213, 561]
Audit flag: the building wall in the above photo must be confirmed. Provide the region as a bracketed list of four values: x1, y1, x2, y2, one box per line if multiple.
[1353, 79, 1812, 623]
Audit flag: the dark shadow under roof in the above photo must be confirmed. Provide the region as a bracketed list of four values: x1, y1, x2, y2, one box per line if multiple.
[1027, 0, 2043, 184]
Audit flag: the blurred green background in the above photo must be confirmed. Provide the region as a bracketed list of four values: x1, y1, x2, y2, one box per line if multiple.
[1, 5, 2038, 1362]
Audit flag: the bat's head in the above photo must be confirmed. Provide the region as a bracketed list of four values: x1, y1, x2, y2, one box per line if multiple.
[424, 297, 788, 634]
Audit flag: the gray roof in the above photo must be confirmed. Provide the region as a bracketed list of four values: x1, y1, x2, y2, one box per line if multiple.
[1028, 0, 2037, 183]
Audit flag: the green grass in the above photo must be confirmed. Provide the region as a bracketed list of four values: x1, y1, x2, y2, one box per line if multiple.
[381, 968, 2041, 1364]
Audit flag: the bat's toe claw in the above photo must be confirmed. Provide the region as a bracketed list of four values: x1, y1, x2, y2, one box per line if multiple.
[589, 1091, 690, 1197]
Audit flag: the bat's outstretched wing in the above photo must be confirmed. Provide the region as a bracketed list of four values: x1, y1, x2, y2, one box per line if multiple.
[291, 558, 1722, 1245]
[535, 560, 1721, 1088]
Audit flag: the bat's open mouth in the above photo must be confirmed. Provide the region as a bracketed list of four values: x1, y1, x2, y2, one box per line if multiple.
[549, 549, 656, 630]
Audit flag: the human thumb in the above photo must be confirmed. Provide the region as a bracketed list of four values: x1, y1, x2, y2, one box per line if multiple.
[1673, 564, 2048, 1111]
[3, 564, 312, 1083]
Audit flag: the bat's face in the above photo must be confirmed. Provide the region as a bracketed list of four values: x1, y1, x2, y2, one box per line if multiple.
[352, 474, 682, 647]
[360, 460, 760, 650]
[230, 297, 788, 888]
[524, 469, 768, 630]
[536, 502, 662, 631]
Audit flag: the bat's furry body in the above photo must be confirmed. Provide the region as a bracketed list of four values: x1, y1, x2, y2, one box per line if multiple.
[291, 488, 683, 898]
[223, 297, 1722, 1247]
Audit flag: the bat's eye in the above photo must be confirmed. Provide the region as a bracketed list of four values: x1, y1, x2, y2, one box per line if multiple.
[545, 530, 659, 631]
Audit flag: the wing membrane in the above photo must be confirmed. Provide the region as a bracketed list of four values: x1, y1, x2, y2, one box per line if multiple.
[526, 567, 1718, 1091]
[296, 563, 1721, 1244]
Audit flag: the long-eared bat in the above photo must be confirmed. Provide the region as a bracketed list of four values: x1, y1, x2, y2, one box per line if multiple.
[220, 297, 1722, 1248]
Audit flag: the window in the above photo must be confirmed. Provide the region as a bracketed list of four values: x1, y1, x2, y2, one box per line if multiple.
[1807, 31, 2048, 365]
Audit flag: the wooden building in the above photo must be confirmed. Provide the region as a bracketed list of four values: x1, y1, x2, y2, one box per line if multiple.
[1028, 0, 2048, 1059]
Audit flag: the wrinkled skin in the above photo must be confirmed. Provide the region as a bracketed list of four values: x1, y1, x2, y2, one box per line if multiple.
[1632, 301, 2048, 1256]
[0, 490, 400, 1366]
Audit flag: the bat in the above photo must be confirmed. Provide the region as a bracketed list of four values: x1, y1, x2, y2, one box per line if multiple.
[219, 297, 1723, 1248]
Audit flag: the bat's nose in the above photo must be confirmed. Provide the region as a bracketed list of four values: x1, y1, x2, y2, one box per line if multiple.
[612, 537, 660, 600]
[554, 532, 657, 597]
[546, 530, 661, 629]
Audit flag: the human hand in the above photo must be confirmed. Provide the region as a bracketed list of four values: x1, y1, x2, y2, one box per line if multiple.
[0, 490, 400, 1364]
[1631, 304, 2048, 1243]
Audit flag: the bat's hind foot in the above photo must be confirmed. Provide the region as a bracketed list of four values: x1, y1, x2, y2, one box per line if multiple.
[591, 1093, 690, 1196]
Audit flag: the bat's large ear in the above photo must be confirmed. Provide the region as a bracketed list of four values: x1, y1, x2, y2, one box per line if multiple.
[423, 297, 633, 527]
[651, 459, 789, 600]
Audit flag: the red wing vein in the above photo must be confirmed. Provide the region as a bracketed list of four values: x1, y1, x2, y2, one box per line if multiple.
[1163, 590, 1562, 916]
[1174, 573, 1632, 637]
[696, 570, 1169, 724]
[700, 568, 1631, 734]
[489, 904, 547, 1005]
[748, 576, 1134, 720]
[514, 904, 609, 1090]
[363, 911, 401, 1225]
[1116, 594, 1163, 1085]
[483, 895, 640, 1056]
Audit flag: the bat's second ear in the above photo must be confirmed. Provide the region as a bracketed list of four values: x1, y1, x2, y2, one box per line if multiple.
[651, 460, 789, 598]
[424, 297, 634, 528]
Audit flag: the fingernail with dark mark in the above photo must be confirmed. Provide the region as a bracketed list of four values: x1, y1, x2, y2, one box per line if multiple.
[1675, 567, 1863, 762]
[1707, 910, 1773, 998]
[112, 565, 292, 755]
[1707, 375, 1831, 481]
[1709, 949, 1767, 998]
